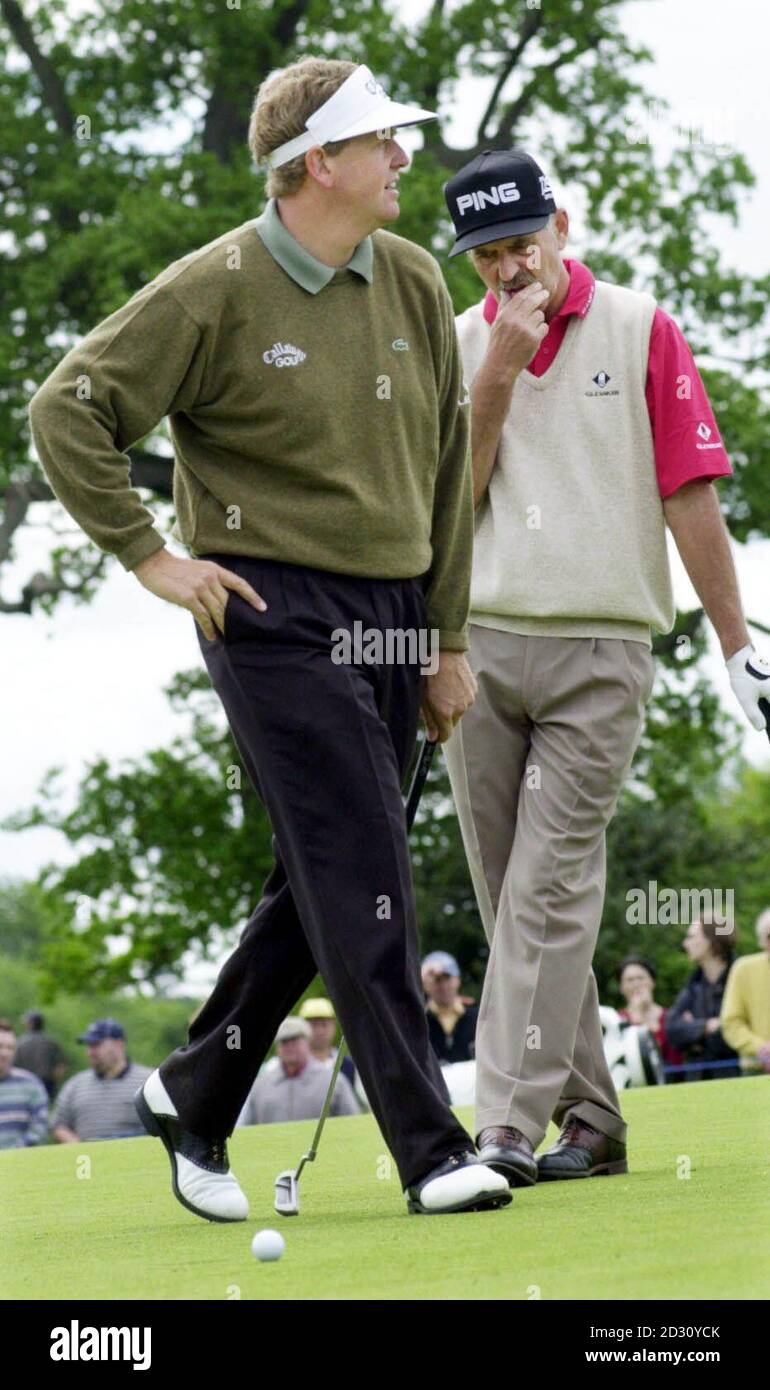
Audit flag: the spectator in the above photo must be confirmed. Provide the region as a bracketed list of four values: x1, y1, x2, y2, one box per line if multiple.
[617, 956, 684, 1078]
[422, 951, 478, 1064]
[299, 996, 359, 1092]
[14, 1011, 67, 1100]
[721, 908, 770, 1072]
[0, 1019, 49, 1149]
[50, 1019, 152, 1142]
[237, 1018, 359, 1126]
[666, 919, 740, 1080]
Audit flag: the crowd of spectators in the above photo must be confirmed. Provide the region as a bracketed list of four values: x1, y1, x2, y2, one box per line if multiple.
[2, 907, 767, 1148]
[0, 1016, 150, 1149]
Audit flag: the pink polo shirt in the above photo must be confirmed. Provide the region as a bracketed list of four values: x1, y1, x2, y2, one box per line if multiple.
[482, 259, 732, 499]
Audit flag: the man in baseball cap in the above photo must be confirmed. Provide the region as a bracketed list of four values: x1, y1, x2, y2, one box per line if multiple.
[50, 1020, 151, 1143]
[444, 148, 557, 257]
[274, 1016, 311, 1044]
[422, 950, 462, 978]
[440, 147, 767, 1190]
[421, 953, 478, 1065]
[236, 1016, 360, 1126]
[76, 1018, 126, 1045]
[299, 998, 365, 1101]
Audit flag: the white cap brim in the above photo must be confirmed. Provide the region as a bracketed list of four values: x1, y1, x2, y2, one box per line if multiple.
[264, 64, 437, 169]
[333, 98, 438, 141]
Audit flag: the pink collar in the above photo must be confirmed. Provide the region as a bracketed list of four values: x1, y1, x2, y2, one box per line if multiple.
[482, 258, 595, 325]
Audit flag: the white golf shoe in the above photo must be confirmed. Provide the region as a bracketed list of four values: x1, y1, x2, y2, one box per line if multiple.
[406, 1152, 512, 1214]
[135, 1069, 249, 1223]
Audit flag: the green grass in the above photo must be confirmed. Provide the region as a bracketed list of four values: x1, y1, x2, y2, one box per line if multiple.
[3, 1078, 768, 1300]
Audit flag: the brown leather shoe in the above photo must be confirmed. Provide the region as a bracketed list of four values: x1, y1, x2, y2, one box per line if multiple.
[477, 1126, 537, 1187]
[537, 1116, 628, 1181]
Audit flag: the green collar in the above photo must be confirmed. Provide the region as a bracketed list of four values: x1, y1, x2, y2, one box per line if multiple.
[253, 198, 374, 293]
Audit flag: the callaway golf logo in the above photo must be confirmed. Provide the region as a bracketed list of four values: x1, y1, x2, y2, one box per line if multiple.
[50, 1321, 151, 1370]
[585, 369, 619, 398]
[696, 420, 722, 450]
[263, 342, 306, 368]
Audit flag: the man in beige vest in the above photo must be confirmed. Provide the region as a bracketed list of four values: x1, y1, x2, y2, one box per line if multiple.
[441, 148, 770, 1185]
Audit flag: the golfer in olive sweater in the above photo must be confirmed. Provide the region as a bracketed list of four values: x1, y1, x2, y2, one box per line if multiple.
[28, 58, 510, 1219]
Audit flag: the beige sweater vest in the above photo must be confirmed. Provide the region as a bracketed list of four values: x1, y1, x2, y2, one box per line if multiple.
[455, 280, 676, 645]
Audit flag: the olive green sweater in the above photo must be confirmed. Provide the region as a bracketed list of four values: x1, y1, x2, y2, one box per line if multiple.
[28, 216, 473, 649]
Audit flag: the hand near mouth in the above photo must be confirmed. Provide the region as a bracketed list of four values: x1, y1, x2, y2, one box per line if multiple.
[486, 280, 551, 376]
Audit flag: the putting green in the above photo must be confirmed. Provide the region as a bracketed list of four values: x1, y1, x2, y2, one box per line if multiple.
[3, 1077, 768, 1300]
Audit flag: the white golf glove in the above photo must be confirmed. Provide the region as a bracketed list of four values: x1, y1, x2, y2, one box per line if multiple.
[726, 643, 770, 732]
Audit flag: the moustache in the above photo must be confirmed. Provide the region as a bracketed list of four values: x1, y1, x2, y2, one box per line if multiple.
[501, 276, 537, 294]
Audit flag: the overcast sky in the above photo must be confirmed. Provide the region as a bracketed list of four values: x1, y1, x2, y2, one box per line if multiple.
[2, 0, 768, 994]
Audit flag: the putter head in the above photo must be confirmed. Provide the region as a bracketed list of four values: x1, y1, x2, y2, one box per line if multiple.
[274, 1169, 299, 1217]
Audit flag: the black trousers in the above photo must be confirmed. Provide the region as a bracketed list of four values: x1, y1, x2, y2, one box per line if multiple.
[159, 555, 474, 1189]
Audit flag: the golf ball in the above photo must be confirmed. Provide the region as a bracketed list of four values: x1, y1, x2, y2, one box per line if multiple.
[251, 1229, 285, 1262]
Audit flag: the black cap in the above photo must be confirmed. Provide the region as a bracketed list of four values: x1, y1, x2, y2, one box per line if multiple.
[444, 149, 557, 258]
[77, 1018, 126, 1044]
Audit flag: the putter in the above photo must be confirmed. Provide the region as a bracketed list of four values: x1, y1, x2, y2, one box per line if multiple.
[761, 696, 770, 746]
[274, 1039, 349, 1216]
[274, 735, 438, 1216]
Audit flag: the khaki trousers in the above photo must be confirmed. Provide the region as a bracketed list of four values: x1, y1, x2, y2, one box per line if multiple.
[444, 629, 655, 1149]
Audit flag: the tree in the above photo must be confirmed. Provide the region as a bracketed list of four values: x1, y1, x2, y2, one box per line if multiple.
[7, 651, 762, 999]
[3, 670, 277, 993]
[2, 0, 768, 614]
[3, 0, 769, 997]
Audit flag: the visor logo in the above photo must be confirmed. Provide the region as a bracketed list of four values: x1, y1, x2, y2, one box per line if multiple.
[365, 78, 387, 97]
[456, 182, 520, 216]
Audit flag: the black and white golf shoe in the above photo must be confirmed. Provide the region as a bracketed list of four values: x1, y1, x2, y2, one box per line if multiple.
[135, 1069, 249, 1223]
[406, 1151, 512, 1215]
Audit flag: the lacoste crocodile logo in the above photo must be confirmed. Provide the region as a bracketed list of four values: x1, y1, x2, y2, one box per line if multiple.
[263, 342, 307, 368]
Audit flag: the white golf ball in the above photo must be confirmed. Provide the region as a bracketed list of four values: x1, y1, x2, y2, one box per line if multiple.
[251, 1229, 285, 1262]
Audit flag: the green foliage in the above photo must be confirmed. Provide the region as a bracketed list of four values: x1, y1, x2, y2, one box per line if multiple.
[0, 878, 66, 961]
[411, 748, 770, 1012]
[4, 0, 769, 557]
[5, 672, 770, 1005]
[0, 950, 198, 1081]
[3, 672, 276, 993]
[3, 0, 769, 1006]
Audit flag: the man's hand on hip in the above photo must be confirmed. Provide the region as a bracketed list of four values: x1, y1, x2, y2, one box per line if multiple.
[133, 549, 266, 640]
[421, 651, 477, 743]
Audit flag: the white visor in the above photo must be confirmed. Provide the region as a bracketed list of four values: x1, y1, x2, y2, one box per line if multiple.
[264, 64, 437, 169]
